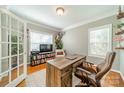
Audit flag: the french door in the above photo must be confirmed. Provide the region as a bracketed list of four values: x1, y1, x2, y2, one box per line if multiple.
[0, 9, 27, 87]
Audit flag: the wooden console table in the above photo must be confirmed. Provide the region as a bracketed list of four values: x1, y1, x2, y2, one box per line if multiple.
[46, 55, 86, 87]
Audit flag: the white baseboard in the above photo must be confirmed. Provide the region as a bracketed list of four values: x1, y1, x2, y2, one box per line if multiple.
[111, 69, 124, 81]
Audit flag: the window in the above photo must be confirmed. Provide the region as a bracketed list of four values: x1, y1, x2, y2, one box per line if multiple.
[88, 24, 112, 57]
[30, 31, 53, 51]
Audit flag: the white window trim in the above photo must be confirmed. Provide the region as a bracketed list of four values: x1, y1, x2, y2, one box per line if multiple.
[88, 24, 112, 58]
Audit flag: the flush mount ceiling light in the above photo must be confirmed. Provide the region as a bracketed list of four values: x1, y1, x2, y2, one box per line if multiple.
[56, 7, 64, 16]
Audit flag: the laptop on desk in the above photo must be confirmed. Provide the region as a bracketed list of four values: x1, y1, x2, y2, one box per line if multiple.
[66, 54, 77, 60]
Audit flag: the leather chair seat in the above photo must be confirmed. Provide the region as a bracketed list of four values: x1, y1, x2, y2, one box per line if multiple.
[75, 68, 97, 87]
[75, 69, 89, 80]
[75, 68, 96, 81]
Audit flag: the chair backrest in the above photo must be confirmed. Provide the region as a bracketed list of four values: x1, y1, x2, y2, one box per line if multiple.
[95, 51, 116, 81]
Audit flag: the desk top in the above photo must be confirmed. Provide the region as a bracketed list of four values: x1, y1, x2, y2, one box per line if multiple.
[47, 54, 86, 70]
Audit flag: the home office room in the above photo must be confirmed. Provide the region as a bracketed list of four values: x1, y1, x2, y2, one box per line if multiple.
[0, 0, 124, 93]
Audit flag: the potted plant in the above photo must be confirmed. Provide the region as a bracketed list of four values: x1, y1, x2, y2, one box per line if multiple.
[55, 32, 64, 49]
[55, 32, 65, 57]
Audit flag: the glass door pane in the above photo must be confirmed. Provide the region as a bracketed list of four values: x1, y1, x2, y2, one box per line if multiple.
[19, 33, 24, 43]
[11, 56, 17, 68]
[19, 54, 23, 65]
[19, 44, 23, 53]
[11, 68, 17, 81]
[1, 43, 9, 57]
[1, 28, 9, 42]
[19, 65, 24, 76]
[11, 17, 18, 30]
[0, 72, 9, 87]
[11, 44, 18, 55]
[19, 22, 24, 33]
[1, 13, 6, 27]
[1, 13, 10, 28]
[18, 21, 25, 77]
[1, 58, 9, 73]
[11, 30, 18, 43]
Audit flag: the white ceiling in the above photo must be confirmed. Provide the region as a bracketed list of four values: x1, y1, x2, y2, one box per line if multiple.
[6, 5, 118, 31]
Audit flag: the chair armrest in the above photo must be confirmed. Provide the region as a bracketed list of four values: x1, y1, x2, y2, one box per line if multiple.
[77, 67, 91, 75]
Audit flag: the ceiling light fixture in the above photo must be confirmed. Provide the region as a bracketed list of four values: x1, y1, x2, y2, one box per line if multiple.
[56, 7, 64, 16]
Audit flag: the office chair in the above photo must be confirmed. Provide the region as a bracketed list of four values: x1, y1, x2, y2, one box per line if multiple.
[74, 51, 116, 87]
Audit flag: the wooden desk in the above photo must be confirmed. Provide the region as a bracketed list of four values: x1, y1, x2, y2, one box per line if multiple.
[46, 55, 86, 87]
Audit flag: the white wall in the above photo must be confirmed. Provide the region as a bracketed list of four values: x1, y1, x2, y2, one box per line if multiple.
[63, 27, 88, 55]
[63, 15, 120, 71]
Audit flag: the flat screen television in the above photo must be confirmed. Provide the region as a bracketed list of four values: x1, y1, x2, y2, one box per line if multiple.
[40, 44, 53, 52]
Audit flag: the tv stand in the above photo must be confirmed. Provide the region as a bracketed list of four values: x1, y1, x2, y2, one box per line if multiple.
[31, 51, 55, 66]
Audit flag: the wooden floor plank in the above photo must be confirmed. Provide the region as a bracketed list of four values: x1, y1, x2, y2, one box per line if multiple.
[27, 63, 46, 75]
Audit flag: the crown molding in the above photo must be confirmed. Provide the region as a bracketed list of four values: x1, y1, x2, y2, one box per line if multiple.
[26, 20, 61, 32]
[62, 11, 116, 31]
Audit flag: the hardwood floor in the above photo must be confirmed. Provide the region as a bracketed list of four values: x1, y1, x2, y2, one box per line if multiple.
[0, 66, 24, 87]
[27, 63, 46, 74]
[102, 71, 124, 87]
[17, 63, 124, 87]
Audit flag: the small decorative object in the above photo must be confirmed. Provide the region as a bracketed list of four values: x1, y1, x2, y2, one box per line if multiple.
[55, 49, 65, 57]
[113, 36, 124, 48]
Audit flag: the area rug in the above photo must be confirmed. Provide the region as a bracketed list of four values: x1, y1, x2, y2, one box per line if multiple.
[25, 69, 80, 87]
[26, 69, 46, 87]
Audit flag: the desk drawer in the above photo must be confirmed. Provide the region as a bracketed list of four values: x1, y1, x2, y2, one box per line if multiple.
[73, 59, 84, 72]
[61, 70, 72, 87]
[62, 65, 72, 75]
[73, 59, 83, 67]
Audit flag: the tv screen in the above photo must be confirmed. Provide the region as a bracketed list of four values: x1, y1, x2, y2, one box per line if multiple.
[40, 44, 53, 52]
